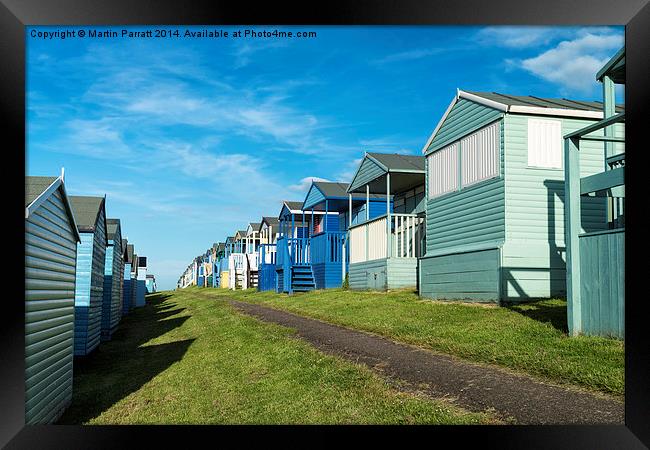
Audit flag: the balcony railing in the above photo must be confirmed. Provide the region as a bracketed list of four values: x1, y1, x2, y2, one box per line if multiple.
[311, 231, 348, 265]
[349, 213, 425, 264]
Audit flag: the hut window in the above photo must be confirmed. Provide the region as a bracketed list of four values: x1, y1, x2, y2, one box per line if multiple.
[427, 143, 458, 199]
[461, 121, 500, 187]
[527, 118, 562, 169]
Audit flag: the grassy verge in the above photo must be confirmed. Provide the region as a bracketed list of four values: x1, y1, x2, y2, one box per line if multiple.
[58, 289, 492, 424]
[207, 288, 624, 397]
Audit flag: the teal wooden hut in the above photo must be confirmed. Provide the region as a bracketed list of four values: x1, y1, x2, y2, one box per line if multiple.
[25, 174, 81, 424]
[69, 195, 107, 356]
[145, 275, 157, 293]
[135, 256, 147, 307]
[346, 153, 425, 290]
[122, 242, 134, 315]
[101, 218, 125, 341]
[564, 48, 625, 338]
[419, 89, 623, 303]
[302, 181, 387, 290]
[129, 250, 138, 308]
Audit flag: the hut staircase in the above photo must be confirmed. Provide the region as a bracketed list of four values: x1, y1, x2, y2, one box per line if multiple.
[291, 265, 315, 292]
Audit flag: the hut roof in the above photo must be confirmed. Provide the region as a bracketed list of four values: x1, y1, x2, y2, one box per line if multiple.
[25, 176, 58, 206]
[25, 175, 81, 243]
[106, 218, 121, 240]
[366, 153, 425, 172]
[68, 196, 106, 233]
[464, 91, 624, 114]
[260, 216, 280, 231]
[284, 201, 304, 211]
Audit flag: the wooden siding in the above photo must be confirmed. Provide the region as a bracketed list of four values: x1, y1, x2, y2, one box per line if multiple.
[426, 98, 504, 154]
[425, 116, 505, 255]
[73, 208, 106, 356]
[349, 258, 417, 290]
[425, 176, 505, 254]
[122, 263, 131, 316]
[579, 229, 624, 339]
[338, 200, 388, 231]
[25, 188, 77, 424]
[349, 156, 385, 192]
[303, 184, 326, 210]
[501, 114, 609, 299]
[311, 262, 343, 289]
[393, 185, 425, 215]
[419, 248, 501, 302]
[101, 232, 124, 340]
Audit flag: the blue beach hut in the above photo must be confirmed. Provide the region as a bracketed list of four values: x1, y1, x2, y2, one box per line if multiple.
[122, 242, 134, 315]
[101, 218, 125, 341]
[302, 181, 388, 290]
[69, 195, 107, 356]
[25, 174, 81, 423]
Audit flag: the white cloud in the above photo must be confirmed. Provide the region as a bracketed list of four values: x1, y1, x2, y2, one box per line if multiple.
[476, 27, 573, 48]
[518, 32, 623, 94]
[288, 176, 330, 193]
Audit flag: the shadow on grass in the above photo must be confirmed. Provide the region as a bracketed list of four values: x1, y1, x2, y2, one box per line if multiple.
[58, 293, 194, 424]
[505, 300, 568, 333]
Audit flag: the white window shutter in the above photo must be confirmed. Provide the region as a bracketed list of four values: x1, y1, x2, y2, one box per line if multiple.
[528, 118, 562, 169]
[427, 143, 458, 199]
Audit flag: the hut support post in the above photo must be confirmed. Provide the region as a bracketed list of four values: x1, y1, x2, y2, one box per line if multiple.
[565, 136, 582, 336]
[386, 173, 391, 258]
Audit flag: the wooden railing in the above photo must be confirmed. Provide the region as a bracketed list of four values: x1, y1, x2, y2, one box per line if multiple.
[258, 244, 277, 266]
[311, 231, 347, 265]
[349, 213, 424, 263]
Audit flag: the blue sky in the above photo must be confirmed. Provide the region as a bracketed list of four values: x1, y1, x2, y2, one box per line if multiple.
[26, 25, 624, 290]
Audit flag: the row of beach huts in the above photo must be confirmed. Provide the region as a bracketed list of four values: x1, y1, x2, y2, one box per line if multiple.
[180, 48, 625, 341]
[25, 171, 157, 424]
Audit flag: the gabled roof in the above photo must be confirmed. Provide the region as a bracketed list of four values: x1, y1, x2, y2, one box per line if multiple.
[366, 153, 425, 172]
[247, 223, 261, 234]
[284, 201, 303, 211]
[464, 91, 624, 114]
[25, 174, 81, 243]
[69, 196, 106, 234]
[304, 180, 386, 210]
[122, 238, 131, 263]
[106, 218, 121, 241]
[234, 230, 247, 240]
[25, 176, 58, 206]
[260, 216, 280, 231]
[421, 89, 625, 154]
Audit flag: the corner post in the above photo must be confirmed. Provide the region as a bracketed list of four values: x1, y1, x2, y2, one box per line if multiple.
[565, 136, 582, 336]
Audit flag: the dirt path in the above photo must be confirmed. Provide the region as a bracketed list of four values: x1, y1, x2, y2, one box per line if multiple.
[229, 299, 623, 425]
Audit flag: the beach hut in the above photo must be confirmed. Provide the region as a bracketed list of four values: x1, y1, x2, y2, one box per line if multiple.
[220, 236, 235, 288]
[346, 154, 424, 290]
[258, 217, 280, 292]
[135, 256, 148, 306]
[101, 218, 125, 341]
[418, 89, 621, 303]
[25, 173, 81, 424]
[275, 200, 330, 293]
[69, 195, 107, 356]
[564, 48, 625, 338]
[228, 228, 256, 289]
[212, 242, 225, 288]
[302, 181, 387, 289]
[130, 250, 138, 308]
[122, 240, 133, 315]
[145, 274, 157, 293]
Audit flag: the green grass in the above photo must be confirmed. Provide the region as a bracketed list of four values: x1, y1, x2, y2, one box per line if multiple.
[58, 289, 493, 424]
[207, 288, 624, 397]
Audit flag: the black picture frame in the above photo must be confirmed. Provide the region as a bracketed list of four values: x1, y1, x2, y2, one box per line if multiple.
[2, 0, 648, 447]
